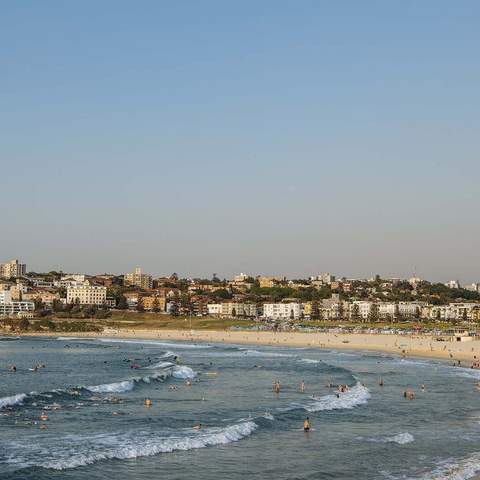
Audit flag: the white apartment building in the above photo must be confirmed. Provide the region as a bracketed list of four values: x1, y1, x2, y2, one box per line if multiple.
[207, 303, 257, 317]
[66, 285, 107, 305]
[446, 280, 460, 289]
[61, 274, 86, 283]
[429, 303, 478, 321]
[465, 283, 480, 292]
[349, 301, 373, 320]
[0, 259, 26, 279]
[124, 267, 153, 289]
[207, 304, 222, 315]
[0, 291, 35, 317]
[263, 303, 302, 320]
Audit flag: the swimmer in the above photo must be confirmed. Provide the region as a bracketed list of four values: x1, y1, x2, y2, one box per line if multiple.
[186, 380, 192, 387]
[145, 398, 153, 407]
[378, 378, 384, 387]
[9, 365, 16, 372]
[193, 423, 202, 430]
[421, 384, 425, 391]
[303, 417, 311, 432]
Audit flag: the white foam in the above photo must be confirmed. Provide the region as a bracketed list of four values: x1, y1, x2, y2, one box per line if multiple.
[411, 452, 480, 480]
[262, 412, 275, 421]
[172, 366, 196, 379]
[303, 382, 371, 412]
[382, 432, 415, 445]
[299, 358, 320, 364]
[96, 338, 212, 349]
[0, 393, 28, 409]
[7, 422, 257, 470]
[86, 380, 135, 393]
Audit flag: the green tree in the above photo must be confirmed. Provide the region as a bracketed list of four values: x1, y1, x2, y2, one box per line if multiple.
[311, 301, 320, 320]
[152, 297, 160, 313]
[394, 303, 401, 322]
[136, 296, 144, 312]
[351, 303, 360, 322]
[117, 295, 128, 310]
[18, 318, 30, 330]
[368, 303, 379, 323]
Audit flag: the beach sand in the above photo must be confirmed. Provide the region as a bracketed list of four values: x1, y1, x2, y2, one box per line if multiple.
[17, 329, 480, 364]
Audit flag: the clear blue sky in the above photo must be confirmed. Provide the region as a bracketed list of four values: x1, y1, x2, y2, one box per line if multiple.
[1, 1, 479, 282]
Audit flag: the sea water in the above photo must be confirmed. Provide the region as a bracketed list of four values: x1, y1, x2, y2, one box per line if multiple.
[1, 336, 480, 479]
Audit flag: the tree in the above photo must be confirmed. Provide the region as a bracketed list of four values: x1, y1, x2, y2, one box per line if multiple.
[290, 309, 295, 320]
[338, 302, 344, 320]
[52, 299, 63, 312]
[231, 307, 236, 317]
[394, 303, 401, 322]
[436, 309, 441, 321]
[311, 301, 320, 320]
[351, 303, 360, 322]
[368, 303, 379, 323]
[414, 306, 421, 320]
[18, 318, 30, 330]
[117, 295, 128, 310]
[152, 297, 160, 313]
[463, 309, 468, 321]
[136, 296, 144, 312]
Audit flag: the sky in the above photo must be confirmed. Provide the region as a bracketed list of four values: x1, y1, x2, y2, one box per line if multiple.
[1, 1, 479, 282]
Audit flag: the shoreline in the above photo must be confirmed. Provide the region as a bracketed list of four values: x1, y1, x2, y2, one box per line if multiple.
[8, 329, 480, 364]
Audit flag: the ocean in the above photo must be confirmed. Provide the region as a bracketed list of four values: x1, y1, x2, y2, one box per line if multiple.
[1, 335, 480, 479]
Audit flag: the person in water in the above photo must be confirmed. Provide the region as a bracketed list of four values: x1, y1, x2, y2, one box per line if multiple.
[300, 381, 305, 393]
[193, 423, 202, 430]
[303, 417, 311, 432]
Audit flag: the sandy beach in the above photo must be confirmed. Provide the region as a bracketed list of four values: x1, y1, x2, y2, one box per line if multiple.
[15, 329, 480, 364]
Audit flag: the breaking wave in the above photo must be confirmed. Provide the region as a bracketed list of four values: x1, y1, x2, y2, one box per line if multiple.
[401, 452, 480, 480]
[294, 382, 371, 413]
[3, 422, 258, 471]
[172, 366, 196, 379]
[0, 393, 28, 409]
[96, 338, 212, 349]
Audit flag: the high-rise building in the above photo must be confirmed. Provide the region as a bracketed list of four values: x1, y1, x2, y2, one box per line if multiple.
[124, 267, 153, 289]
[0, 259, 26, 279]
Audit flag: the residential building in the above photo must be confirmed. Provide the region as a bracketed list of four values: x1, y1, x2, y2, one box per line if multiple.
[66, 285, 107, 305]
[207, 302, 257, 317]
[0, 291, 35, 317]
[446, 280, 460, 289]
[465, 283, 480, 293]
[263, 303, 302, 320]
[124, 267, 153, 289]
[142, 295, 166, 312]
[61, 274, 86, 283]
[207, 304, 222, 316]
[234, 273, 250, 282]
[0, 259, 26, 279]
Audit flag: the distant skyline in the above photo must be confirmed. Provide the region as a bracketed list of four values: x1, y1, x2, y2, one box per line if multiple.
[2, 2, 479, 283]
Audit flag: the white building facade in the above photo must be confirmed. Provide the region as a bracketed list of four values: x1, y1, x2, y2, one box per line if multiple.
[66, 285, 107, 305]
[263, 303, 302, 320]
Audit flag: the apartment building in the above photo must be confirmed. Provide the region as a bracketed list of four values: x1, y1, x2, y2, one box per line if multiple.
[263, 303, 302, 320]
[142, 295, 166, 311]
[0, 291, 35, 317]
[124, 267, 153, 289]
[207, 303, 257, 317]
[0, 259, 26, 279]
[66, 285, 107, 305]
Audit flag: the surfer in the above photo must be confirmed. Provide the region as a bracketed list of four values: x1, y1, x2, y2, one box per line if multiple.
[303, 417, 311, 432]
[300, 381, 305, 393]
